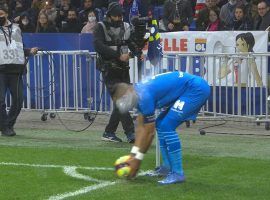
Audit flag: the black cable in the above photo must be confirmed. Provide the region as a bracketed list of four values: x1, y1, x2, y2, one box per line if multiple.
[202, 131, 270, 137]
[26, 50, 103, 132]
[25, 51, 57, 98]
[55, 83, 104, 132]
[48, 51, 103, 132]
[198, 117, 270, 137]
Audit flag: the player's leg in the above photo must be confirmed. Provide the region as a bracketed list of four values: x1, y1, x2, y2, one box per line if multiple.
[145, 108, 171, 176]
[156, 108, 171, 171]
[158, 86, 209, 184]
[156, 111, 184, 181]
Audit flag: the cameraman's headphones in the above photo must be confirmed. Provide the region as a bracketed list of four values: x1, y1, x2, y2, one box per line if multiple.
[107, 2, 120, 16]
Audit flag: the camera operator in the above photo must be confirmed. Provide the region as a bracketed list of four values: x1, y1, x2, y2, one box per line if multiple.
[93, 2, 142, 143]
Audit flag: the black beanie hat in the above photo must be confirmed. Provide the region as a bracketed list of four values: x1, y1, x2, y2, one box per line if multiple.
[107, 2, 124, 17]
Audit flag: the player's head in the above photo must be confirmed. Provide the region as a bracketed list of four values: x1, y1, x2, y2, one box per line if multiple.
[112, 83, 138, 114]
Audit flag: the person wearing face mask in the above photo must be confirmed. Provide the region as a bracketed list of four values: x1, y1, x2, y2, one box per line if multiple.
[0, 6, 39, 136]
[60, 8, 82, 33]
[81, 9, 97, 33]
[18, 13, 35, 33]
[93, 2, 142, 143]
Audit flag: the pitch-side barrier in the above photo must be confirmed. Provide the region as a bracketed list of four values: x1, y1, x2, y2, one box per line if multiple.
[15, 50, 270, 126]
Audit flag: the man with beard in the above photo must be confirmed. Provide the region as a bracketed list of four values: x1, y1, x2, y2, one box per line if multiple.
[61, 8, 81, 32]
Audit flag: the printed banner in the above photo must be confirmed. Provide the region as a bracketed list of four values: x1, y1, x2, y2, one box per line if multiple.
[147, 31, 269, 86]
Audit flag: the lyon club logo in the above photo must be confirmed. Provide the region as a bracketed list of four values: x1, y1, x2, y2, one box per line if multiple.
[195, 38, 207, 52]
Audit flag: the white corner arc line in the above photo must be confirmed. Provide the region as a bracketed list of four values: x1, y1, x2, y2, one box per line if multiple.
[0, 162, 117, 200]
[63, 166, 102, 183]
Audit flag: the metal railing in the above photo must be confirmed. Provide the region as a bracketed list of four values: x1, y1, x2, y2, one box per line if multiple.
[14, 50, 269, 124]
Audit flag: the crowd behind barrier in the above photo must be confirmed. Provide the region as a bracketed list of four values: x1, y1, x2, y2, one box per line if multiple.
[0, 0, 270, 33]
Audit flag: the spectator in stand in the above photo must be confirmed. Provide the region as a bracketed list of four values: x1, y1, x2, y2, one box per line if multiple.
[36, 11, 58, 32]
[193, 0, 206, 21]
[163, 0, 193, 32]
[196, 0, 219, 31]
[121, 0, 135, 23]
[28, 0, 43, 26]
[93, 0, 109, 9]
[216, 0, 227, 8]
[56, 0, 81, 8]
[250, 0, 260, 20]
[40, 0, 58, 24]
[61, 8, 81, 32]
[219, 0, 245, 29]
[10, 0, 29, 20]
[232, 4, 253, 30]
[18, 12, 35, 32]
[254, 0, 270, 30]
[78, 0, 94, 26]
[81, 9, 96, 33]
[0, 0, 8, 8]
[70, 0, 81, 8]
[206, 7, 224, 30]
[120, 0, 151, 23]
[56, 0, 75, 30]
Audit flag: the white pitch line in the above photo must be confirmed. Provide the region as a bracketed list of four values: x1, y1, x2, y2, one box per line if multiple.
[0, 162, 117, 200]
[63, 166, 102, 183]
[0, 162, 149, 200]
[0, 162, 113, 171]
[48, 181, 116, 200]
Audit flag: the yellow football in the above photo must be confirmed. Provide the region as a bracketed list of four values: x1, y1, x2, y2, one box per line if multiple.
[114, 155, 131, 178]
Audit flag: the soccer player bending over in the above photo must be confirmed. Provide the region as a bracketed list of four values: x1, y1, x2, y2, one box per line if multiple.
[113, 71, 210, 185]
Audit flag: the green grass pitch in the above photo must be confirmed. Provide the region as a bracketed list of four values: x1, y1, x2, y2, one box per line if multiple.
[1, 126, 270, 200]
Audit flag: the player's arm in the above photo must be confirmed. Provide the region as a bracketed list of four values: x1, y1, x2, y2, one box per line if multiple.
[127, 114, 155, 178]
[134, 114, 155, 153]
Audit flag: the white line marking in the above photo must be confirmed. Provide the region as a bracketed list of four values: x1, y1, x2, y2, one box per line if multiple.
[0, 162, 113, 171]
[0, 162, 116, 200]
[48, 181, 116, 200]
[63, 166, 102, 183]
[0, 162, 149, 200]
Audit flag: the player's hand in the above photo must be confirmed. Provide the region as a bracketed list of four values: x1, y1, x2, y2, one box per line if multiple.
[126, 156, 141, 178]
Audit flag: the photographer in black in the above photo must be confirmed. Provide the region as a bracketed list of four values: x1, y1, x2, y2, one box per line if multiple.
[93, 2, 144, 143]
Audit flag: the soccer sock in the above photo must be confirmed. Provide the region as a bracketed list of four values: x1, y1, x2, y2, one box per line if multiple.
[157, 129, 171, 170]
[164, 131, 184, 176]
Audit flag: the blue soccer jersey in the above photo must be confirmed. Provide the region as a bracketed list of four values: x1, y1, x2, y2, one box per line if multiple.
[134, 71, 210, 121]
